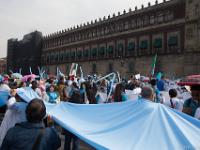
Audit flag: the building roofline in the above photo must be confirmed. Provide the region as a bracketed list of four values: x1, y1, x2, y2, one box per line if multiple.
[43, 0, 184, 40]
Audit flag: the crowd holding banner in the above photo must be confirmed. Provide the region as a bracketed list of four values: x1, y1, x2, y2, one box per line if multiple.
[0, 64, 200, 150]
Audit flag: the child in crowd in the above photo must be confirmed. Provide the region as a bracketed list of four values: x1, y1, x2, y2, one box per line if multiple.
[168, 89, 183, 112]
[47, 85, 60, 103]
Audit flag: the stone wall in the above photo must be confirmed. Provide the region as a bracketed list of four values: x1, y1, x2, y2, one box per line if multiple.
[185, 0, 200, 52]
[44, 52, 200, 79]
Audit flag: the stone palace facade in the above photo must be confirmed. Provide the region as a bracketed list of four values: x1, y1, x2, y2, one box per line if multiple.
[40, 0, 200, 77]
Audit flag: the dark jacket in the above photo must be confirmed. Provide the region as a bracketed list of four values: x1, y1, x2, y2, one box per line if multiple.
[68, 90, 84, 104]
[0, 122, 61, 150]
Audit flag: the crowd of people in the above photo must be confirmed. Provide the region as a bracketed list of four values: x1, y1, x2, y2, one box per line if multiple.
[0, 72, 200, 150]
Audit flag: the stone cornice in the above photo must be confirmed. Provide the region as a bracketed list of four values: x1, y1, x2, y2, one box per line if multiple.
[43, 0, 184, 40]
[43, 18, 185, 52]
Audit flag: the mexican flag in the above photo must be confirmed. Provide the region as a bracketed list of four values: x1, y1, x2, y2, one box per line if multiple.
[151, 54, 157, 77]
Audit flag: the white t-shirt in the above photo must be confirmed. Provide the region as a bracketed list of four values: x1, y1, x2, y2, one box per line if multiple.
[133, 87, 142, 94]
[163, 97, 183, 112]
[194, 108, 200, 120]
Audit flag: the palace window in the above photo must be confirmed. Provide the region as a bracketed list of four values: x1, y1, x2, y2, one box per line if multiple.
[154, 38, 162, 48]
[168, 36, 178, 46]
[131, 20, 136, 28]
[70, 51, 76, 59]
[69, 37, 72, 43]
[57, 52, 60, 62]
[116, 23, 120, 32]
[77, 51, 82, 59]
[91, 48, 97, 57]
[118, 43, 124, 52]
[99, 47, 105, 57]
[91, 30, 95, 37]
[54, 52, 59, 62]
[125, 21, 129, 30]
[65, 52, 69, 61]
[168, 12, 174, 21]
[101, 28, 104, 35]
[60, 51, 64, 62]
[50, 53, 54, 63]
[83, 49, 89, 58]
[71, 35, 75, 42]
[128, 42, 135, 51]
[105, 27, 108, 34]
[140, 40, 148, 49]
[46, 55, 50, 64]
[97, 30, 101, 36]
[137, 18, 143, 28]
[117, 43, 123, 57]
[80, 34, 83, 40]
[119, 22, 124, 31]
[107, 45, 114, 55]
[157, 13, 164, 23]
[111, 24, 115, 33]
[62, 39, 64, 44]
[143, 16, 149, 26]
[75, 34, 78, 41]
[86, 32, 89, 38]
[150, 15, 155, 25]
[89, 32, 92, 38]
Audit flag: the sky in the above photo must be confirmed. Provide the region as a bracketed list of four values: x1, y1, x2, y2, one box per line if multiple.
[0, 0, 163, 58]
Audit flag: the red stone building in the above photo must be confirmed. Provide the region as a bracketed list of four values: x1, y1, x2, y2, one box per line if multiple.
[41, 0, 200, 78]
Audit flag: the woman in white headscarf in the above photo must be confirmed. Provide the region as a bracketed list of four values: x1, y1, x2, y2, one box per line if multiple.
[0, 89, 27, 147]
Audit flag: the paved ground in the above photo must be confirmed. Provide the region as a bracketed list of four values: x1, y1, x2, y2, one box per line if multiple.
[58, 135, 95, 150]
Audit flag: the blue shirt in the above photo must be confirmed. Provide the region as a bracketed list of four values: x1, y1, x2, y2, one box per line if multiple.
[157, 80, 165, 91]
[47, 92, 59, 103]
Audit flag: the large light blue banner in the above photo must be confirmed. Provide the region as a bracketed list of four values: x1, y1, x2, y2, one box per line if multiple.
[48, 100, 200, 150]
[1, 88, 200, 149]
[17, 87, 41, 102]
